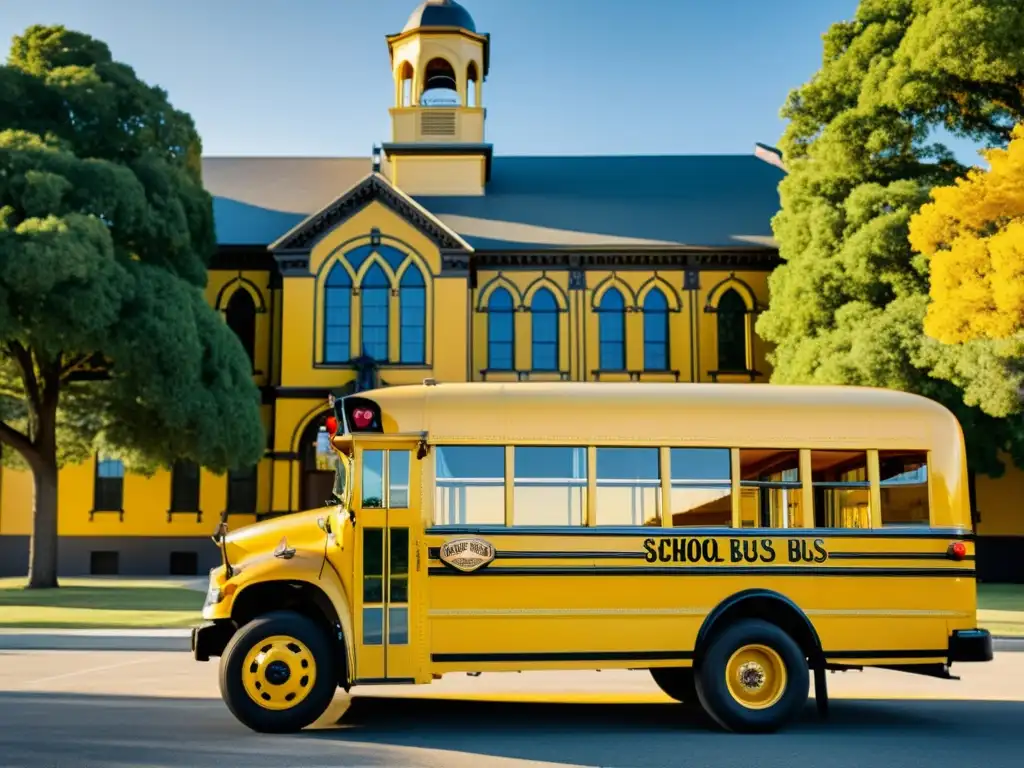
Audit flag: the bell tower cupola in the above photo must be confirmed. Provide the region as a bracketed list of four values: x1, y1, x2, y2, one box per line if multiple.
[384, 0, 492, 196]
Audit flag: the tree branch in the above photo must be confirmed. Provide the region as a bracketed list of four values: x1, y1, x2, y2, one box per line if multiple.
[60, 354, 92, 379]
[0, 419, 38, 466]
[7, 342, 41, 414]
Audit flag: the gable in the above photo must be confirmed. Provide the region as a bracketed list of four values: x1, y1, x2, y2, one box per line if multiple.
[270, 172, 471, 253]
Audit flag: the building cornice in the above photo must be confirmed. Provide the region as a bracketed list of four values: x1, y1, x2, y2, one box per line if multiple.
[441, 248, 781, 274]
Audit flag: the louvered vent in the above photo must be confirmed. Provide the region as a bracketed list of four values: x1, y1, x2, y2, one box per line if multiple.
[420, 110, 457, 137]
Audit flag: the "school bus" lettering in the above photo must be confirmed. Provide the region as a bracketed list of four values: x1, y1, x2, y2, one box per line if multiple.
[642, 537, 828, 564]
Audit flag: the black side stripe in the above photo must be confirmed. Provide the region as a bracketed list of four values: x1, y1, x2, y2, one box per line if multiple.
[829, 552, 973, 562]
[426, 526, 974, 540]
[427, 549, 967, 563]
[431, 649, 947, 664]
[825, 650, 947, 660]
[427, 565, 975, 578]
[432, 650, 694, 663]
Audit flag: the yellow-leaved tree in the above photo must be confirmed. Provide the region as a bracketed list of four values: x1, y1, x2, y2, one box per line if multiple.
[910, 124, 1024, 344]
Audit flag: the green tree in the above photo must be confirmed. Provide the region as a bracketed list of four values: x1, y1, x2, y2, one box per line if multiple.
[756, 0, 1024, 475]
[0, 27, 264, 588]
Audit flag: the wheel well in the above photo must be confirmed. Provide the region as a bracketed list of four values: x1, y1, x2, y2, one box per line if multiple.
[695, 590, 823, 668]
[231, 580, 349, 684]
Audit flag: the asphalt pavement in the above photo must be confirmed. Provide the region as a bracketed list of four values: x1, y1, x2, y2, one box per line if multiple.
[1, 650, 1023, 767]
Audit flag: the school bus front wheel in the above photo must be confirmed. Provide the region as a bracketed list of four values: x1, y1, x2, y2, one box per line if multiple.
[695, 619, 809, 733]
[218, 610, 338, 734]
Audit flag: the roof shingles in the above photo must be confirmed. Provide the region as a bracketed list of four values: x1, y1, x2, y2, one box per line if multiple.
[201, 154, 783, 250]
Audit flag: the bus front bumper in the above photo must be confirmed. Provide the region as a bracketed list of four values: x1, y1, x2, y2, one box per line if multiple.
[191, 621, 235, 662]
[949, 629, 993, 663]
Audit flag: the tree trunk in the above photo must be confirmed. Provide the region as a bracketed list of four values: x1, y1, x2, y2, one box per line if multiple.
[26, 368, 61, 590]
[27, 457, 59, 589]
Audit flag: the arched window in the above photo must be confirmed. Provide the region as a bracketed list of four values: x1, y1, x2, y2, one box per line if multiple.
[642, 289, 669, 371]
[421, 58, 458, 107]
[487, 288, 515, 371]
[225, 289, 257, 368]
[530, 288, 559, 371]
[598, 288, 626, 370]
[397, 61, 414, 107]
[324, 264, 352, 363]
[360, 264, 390, 361]
[466, 62, 479, 108]
[399, 265, 426, 364]
[717, 288, 748, 371]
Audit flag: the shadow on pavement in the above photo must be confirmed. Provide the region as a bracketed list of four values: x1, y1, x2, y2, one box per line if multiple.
[1, 691, 1023, 768]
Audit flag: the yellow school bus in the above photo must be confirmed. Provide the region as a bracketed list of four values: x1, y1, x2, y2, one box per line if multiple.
[192, 382, 992, 734]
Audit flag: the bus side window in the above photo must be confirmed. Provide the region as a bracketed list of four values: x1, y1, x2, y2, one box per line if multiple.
[434, 446, 505, 525]
[811, 451, 870, 528]
[513, 446, 587, 526]
[669, 448, 732, 528]
[739, 449, 802, 528]
[879, 451, 929, 525]
[594, 447, 661, 526]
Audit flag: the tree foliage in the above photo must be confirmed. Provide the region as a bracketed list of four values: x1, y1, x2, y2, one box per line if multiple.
[0, 26, 265, 585]
[756, 0, 1024, 475]
[910, 124, 1024, 346]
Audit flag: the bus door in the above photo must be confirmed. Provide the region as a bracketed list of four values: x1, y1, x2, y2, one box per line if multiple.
[352, 443, 421, 683]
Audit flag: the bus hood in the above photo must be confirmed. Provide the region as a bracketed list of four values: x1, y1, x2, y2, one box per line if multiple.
[221, 508, 331, 567]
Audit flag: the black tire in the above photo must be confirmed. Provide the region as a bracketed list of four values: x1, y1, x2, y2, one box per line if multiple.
[650, 667, 697, 703]
[694, 619, 808, 734]
[219, 610, 338, 733]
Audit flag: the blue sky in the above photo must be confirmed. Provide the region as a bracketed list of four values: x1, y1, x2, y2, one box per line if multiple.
[1, 0, 985, 163]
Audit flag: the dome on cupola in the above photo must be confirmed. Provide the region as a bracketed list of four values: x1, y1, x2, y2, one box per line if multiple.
[402, 0, 476, 33]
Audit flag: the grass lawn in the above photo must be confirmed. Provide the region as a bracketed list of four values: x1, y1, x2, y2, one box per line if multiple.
[0, 577, 1021, 635]
[977, 583, 1024, 637]
[0, 577, 204, 629]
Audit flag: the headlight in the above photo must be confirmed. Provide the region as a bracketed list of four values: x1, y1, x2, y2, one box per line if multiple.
[204, 586, 223, 607]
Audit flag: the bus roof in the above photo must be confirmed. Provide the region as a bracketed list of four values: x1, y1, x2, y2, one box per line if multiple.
[355, 382, 962, 452]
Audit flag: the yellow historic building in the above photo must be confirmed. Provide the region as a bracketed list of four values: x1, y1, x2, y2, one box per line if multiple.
[0, 0, 1020, 580]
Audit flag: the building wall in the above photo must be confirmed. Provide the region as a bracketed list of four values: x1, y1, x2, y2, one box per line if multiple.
[470, 268, 771, 384]
[2, 209, 1023, 579]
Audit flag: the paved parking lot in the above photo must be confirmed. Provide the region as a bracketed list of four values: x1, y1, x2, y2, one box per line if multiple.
[1, 650, 1022, 767]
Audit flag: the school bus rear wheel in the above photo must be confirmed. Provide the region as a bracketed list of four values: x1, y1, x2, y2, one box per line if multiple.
[649, 667, 697, 704]
[219, 610, 338, 733]
[695, 618, 808, 733]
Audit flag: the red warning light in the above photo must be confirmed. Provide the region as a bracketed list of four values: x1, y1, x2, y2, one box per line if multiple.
[947, 541, 967, 561]
[325, 415, 338, 436]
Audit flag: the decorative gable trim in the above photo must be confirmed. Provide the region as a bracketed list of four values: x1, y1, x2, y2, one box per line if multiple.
[269, 172, 473, 261]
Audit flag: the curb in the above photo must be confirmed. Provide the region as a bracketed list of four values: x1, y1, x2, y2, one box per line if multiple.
[0, 630, 1022, 654]
[0, 629, 191, 652]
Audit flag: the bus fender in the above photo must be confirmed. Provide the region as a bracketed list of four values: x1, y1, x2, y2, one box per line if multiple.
[227, 552, 355, 688]
[694, 588, 824, 668]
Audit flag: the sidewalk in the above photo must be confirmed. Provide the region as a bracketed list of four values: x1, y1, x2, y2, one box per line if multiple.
[0, 627, 1022, 653]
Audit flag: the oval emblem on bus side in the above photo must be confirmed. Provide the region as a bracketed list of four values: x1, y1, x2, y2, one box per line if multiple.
[439, 538, 496, 573]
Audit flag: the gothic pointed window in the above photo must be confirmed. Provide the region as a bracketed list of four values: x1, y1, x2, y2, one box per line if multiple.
[225, 289, 257, 368]
[530, 288, 559, 372]
[717, 289, 748, 371]
[643, 289, 669, 371]
[399, 265, 426, 364]
[598, 288, 626, 370]
[324, 264, 352, 363]
[361, 264, 390, 361]
[487, 288, 515, 371]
